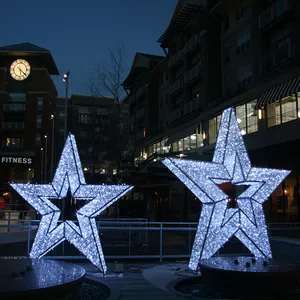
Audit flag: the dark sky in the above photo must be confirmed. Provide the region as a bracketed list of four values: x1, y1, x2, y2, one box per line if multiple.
[2, 0, 177, 97]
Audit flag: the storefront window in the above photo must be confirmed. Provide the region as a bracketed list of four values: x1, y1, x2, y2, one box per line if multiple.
[190, 134, 197, 148]
[267, 94, 298, 127]
[178, 139, 184, 151]
[235, 99, 258, 135]
[281, 95, 297, 123]
[172, 141, 179, 152]
[208, 115, 221, 144]
[184, 137, 190, 149]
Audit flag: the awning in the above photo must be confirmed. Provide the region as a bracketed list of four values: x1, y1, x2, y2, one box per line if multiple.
[256, 76, 300, 109]
[166, 124, 198, 145]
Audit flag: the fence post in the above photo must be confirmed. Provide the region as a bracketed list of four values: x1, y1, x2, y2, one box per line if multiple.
[27, 220, 31, 257]
[8, 212, 11, 232]
[129, 225, 131, 256]
[188, 224, 191, 254]
[160, 223, 163, 262]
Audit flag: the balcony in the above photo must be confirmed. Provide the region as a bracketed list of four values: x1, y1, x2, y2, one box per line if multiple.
[3, 103, 26, 112]
[136, 108, 144, 120]
[261, 39, 294, 72]
[168, 108, 182, 124]
[168, 51, 183, 70]
[136, 85, 145, 99]
[183, 97, 200, 115]
[169, 77, 183, 96]
[259, 0, 291, 30]
[184, 64, 202, 85]
[2, 122, 25, 130]
[184, 34, 201, 55]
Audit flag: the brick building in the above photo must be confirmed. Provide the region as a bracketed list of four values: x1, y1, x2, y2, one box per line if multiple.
[0, 43, 58, 208]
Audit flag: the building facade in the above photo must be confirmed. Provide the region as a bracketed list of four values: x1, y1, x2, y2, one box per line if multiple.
[0, 43, 58, 209]
[125, 0, 300, 222]
[55, 94, 131, 183]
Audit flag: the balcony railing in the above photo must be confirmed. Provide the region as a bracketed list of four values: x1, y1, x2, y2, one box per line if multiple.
[184, 64, 202, 85]
[168, 108, 182, 123]
[184, 34, 201, 55]
[168, 51, 183, 69]
[2, 122, 25, 130]
[136, 85, 145, 99]
[259, 0, 291, 29]
[261, 39, 294, 72]
[183, 97, 200, 115]
[136, 108, 144, 119]
[3, 103, 26, 112]
[169, 77, 183, 95]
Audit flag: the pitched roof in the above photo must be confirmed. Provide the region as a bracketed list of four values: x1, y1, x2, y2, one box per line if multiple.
[0, 42, 50, 53]
[0, 42, 59, 75]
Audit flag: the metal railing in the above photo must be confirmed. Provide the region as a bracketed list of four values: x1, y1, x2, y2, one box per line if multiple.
[3, 103, 26, 112]
[1, 220, 300, 261]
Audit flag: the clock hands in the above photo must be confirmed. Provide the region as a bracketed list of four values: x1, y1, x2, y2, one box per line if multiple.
[18, 67, 27, 76]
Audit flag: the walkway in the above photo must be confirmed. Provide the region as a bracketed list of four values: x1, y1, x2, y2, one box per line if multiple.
[83, 262, 189, 300]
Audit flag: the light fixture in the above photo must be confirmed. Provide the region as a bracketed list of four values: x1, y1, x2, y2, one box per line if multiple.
[41, 147, 43, 151]
[258, 109, 263, 120]
[203, 131, 206, 140]
[63, 71, 70, 82]
[44, 135, 47, 139]
[51, 114, 54, 120]
[191, 134, 197, 140]
[283, 186, 289, 196]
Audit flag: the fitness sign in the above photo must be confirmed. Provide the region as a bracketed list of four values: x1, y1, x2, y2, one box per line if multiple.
[0, 156, 33, 165]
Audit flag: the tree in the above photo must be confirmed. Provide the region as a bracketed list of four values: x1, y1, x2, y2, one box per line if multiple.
[89, 44, 134, 179]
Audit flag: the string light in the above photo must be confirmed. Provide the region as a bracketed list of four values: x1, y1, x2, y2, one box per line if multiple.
[162, 107, 290, 271]
[10, 133, 133, 274]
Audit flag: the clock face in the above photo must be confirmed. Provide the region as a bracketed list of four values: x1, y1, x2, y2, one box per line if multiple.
[10, 59, 31, 81]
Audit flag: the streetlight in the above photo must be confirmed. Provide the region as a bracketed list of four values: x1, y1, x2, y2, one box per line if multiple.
[40, 147, 44, 183]
[50, 114, 55, 179]
[63, 71, 70, 141]
[44, 135, 48, 183]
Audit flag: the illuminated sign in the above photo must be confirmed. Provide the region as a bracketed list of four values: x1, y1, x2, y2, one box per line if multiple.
[0, 157, 33, 165]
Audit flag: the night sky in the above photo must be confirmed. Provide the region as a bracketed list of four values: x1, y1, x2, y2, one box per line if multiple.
[2, 0, 177, 97]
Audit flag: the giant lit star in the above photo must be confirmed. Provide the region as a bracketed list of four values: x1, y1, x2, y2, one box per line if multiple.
[162, 107, 290, 271]
[10, 133, 133, 273]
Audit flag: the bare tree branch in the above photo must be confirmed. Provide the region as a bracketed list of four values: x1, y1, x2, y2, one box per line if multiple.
[89, 44, 129, 179]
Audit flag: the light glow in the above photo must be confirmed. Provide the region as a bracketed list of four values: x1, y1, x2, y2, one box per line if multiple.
[10, 133, 133, 274]
[162, 107, 290, 271]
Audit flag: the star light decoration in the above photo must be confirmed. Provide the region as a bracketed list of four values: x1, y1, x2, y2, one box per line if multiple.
[10, 133, 133, 274]
[162, 107, 290, 271]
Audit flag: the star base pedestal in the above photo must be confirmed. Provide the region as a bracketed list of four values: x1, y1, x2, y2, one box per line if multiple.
[198, 256, 300, 299]
[0, 258, 85, 300]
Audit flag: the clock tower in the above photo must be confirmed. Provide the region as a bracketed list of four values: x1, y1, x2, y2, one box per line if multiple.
[0, 42, 59, 208]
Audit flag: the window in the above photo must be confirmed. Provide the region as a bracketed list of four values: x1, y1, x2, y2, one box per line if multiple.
[59, 111, 65, 118]
[96, 108, 108, 116]
[223, 15, 229, 31]
[235, 100, 258, 135]
[78, 114, 92, 124]
[5, 138, 23, 148]
[236, 2, 249, 22]
[208, 115, 221, 144]
[267, 94, 298, 127]
[35, 134, 41, 146]
[238, 63, 252, 88]
[236, 31, 250, 55]
[10, 93, 26, 102]
[78, 106, 90, 114]
[37, 97, 43, 110]
[36, 115, 42, 129]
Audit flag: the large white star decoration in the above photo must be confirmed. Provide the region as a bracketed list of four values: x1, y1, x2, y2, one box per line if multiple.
[162, 107, 290, 271]
[10, 133, 133, 273]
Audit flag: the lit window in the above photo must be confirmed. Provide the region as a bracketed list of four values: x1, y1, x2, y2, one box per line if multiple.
[10, 93, 26, 102]
[37, 115, 42, 129]
[208, 115, 221, 144]
[235, 100, 258, 135]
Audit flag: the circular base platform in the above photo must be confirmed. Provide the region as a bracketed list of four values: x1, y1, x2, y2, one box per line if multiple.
[199, 256, 300, 299]
[0, 258, 85, 299]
